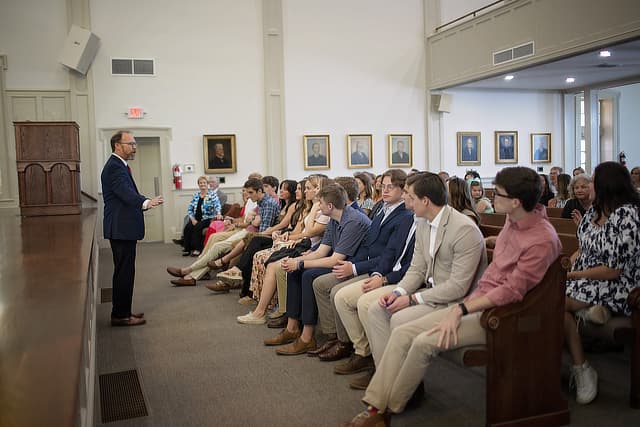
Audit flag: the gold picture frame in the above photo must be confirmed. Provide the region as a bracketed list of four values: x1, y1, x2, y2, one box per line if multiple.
[204, 134, 236, 173]
[531, 133, 551, 163]
[347, 134, 373, 168]
[456, 132, 481, 166]
[495, 131, 518, 164]
[303, 135, 330, 170]
[388, 134, 412, 167]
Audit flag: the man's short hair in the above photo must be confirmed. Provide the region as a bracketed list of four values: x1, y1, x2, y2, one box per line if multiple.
[493, 167, 541, 211]
[550, 166, 563, 173]
[382, 169, 408, 189]
[248, 172, 263, 180]
[110, 130, 131, 151]
[406, 172, 448, 206]
[318, 183, 347, 210]
[243, 178, 263, 192]
[334, 176, 359, 203]
[262, 175, 279, 190]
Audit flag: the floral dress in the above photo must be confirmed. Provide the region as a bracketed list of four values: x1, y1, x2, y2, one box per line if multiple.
[566, 204, 640, 316]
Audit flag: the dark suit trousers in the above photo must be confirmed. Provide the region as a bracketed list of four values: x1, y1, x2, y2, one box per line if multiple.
[110, 239, 137, 318]
[183, 219, 211, 252]
[286, 267, 332, 325]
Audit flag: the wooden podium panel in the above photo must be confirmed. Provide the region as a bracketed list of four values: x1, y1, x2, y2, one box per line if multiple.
[14, 121, 82, 216]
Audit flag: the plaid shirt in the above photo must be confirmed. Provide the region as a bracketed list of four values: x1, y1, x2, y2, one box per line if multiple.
[257, 195, 281, 233]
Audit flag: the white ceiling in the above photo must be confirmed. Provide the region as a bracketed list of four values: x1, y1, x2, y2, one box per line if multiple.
[457, 38, 640, 91]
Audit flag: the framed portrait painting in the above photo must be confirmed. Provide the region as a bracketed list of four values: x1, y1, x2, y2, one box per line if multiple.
[204, 134, 236, 173]
[531, 133, 551, 163]
[347, 134, 373, 168]
[456, 131, 481, 166]
[388, 134, 412, 167]
[303, 135, 330, 170]
[495, 131, 518, 164]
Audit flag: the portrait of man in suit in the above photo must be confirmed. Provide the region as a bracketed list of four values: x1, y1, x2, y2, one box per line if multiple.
[533, 134, 550, 162]
[350, 139, 370, 166]
[205, 135, 236, 173]
[496, 132, 517, 163]
[457, 132, 480, 165]
[391, 141, 409, 164]
[307, 142, 327, 166]
[461, 137, 478, 161]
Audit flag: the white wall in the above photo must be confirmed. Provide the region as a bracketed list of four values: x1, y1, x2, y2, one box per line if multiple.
[90, 0, 265, 189]
[0, 0, 69, 89]
[282, 0, 426, 179]
[441, 88, 563, 178]
[439, 0, 495, 27]
[618, 82, 640, 168]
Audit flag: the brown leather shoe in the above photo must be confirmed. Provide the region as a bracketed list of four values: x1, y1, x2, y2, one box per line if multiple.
[349, 368, 375, 390]
[206, 257, 229, 271]
[339, 410, 390, 427]
[275, 337, 317, 355]
[171, 277, 196, 286]
[131, 312, 145, 319]
[263, 328, 300, 346]
[318, 340, 353, 361]
[111, 316, 146, 327]
[205, 280, 230, 293]
[267, 315, 288, 329]
[307, 338, 338, 357]
[334, 354, 374, 375]
[166, 267, 184, 278]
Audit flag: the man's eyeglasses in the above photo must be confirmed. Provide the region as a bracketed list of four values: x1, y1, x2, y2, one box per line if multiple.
[381, 184, 397, 191]
[119, 142, 138, 147]
[493, 191, 514, 199]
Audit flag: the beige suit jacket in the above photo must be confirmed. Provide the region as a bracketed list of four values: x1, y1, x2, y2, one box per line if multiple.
[396, 205, 487, 307]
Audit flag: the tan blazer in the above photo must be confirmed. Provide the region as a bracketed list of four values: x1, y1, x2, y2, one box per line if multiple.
[396, 205, 487, 306]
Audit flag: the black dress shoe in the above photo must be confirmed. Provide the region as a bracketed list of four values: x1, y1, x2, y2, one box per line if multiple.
[267, 316, 288, 329]
[318, 341, 353, 361]
[111, 317, 146, 327]
[182, 251, 190, 256]
[307, 339, 338, 357]
[172, 238, 184, 246]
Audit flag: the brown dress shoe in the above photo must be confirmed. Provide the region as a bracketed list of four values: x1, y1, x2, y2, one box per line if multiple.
[339, 410, 390, 427]
[166, 267, 184, 278]
[263, 328, 300, 346]
[318, 340, 353, 361]
[131, 312, 145, 319]
[307, 338, 338, 357]
[111, 316, 147, 327]
[267, 316, 288, 329]
[205, 280, 230, 293]
[275, 337, 317, 355]
[334, 354, 374, 375]
[349, 368, 375, 390]
[171, 277, 196, 286]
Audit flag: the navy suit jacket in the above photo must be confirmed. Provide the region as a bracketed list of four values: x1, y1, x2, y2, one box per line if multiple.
[374, 217, 416, 284]
[350, 203, 413, 275]
[101, 154, 147, 241]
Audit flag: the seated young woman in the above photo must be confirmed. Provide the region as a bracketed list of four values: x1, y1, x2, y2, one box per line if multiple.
[539, 173, 555, 206]
[448, 176, 480, 225]
[355, 172, 374, 216]
[563, 161, 640, 405]
[236, 175, 330, 324]
[548, 173, 571, 208]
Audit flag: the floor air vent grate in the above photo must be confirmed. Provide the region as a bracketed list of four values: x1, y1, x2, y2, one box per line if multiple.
[99, 370, 148, 423]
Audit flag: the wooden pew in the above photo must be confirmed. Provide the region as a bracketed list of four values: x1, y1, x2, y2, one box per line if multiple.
[480, 212, 577, 236]
[546, 207, 564, 218]
[443, 257, 570, 427]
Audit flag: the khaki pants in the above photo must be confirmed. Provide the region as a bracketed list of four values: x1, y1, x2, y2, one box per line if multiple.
[334, 281, 393, 356]
[363, 309, 484, 414]
[275, 264, 287, 315]
[312, 272, 367, 336]
[189, 230, 247, 280]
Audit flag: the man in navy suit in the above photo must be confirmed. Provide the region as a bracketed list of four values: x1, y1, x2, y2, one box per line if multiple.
[461, 137, 477, 162]
[310, 169, 414, 364]
[102, 130, 164, 326]
[351, 141, 370, 165]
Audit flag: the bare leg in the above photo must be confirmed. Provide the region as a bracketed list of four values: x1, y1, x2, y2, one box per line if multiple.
[286, 317, 300, 334]
[219, 240, 246, 273]
[564, 296, 590, 365]
[253, 262, 278, 317]
[300, 324, 315, 343]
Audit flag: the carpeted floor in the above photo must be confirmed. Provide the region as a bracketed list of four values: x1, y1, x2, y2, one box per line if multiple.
[95, 243, 638, 427]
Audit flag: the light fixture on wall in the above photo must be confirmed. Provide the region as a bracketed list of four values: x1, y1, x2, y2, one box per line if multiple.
[125, 107, 146, 119]
[599, 50, 611, 58]
[504, 75, 514, 81]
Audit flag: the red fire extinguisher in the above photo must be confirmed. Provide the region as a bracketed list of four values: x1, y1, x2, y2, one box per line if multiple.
[173, 164, 183, 190]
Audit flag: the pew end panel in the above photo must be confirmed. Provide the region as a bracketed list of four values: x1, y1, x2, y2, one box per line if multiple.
[628, 287, 640, 408]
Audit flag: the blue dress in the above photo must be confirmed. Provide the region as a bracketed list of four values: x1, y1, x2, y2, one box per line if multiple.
[566, 204, 640, 316]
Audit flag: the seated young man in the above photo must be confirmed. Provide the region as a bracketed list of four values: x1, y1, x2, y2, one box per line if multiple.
[336, 171, 487, 388]
[340, 166, 562, 427]
[310, 169, 413, 362]
[263, 183, 371, 355]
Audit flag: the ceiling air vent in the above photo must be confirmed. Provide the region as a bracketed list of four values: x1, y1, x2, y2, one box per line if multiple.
[493, 41, 534, 65]
[111, 58, 155, 76]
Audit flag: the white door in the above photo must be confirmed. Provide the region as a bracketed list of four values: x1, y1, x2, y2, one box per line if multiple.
[128, 136, 164, 242]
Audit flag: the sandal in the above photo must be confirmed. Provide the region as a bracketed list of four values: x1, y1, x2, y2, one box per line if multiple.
[207, 257, 229, 271]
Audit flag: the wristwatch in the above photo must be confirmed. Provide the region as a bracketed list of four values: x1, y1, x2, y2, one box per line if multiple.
[409, 295, 417, 306]
[297, 259, 304, 270]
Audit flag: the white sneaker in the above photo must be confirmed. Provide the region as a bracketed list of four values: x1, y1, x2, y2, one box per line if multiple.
[571, 362, 598, 404]
[237, 311, 266, 325]
[575, 305, 611, 325]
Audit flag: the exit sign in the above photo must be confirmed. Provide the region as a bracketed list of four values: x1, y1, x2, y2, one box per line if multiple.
[128, 107, 144, 119]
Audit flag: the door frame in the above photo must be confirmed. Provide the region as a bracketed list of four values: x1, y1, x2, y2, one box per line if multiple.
[97, 127, 175, 246]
